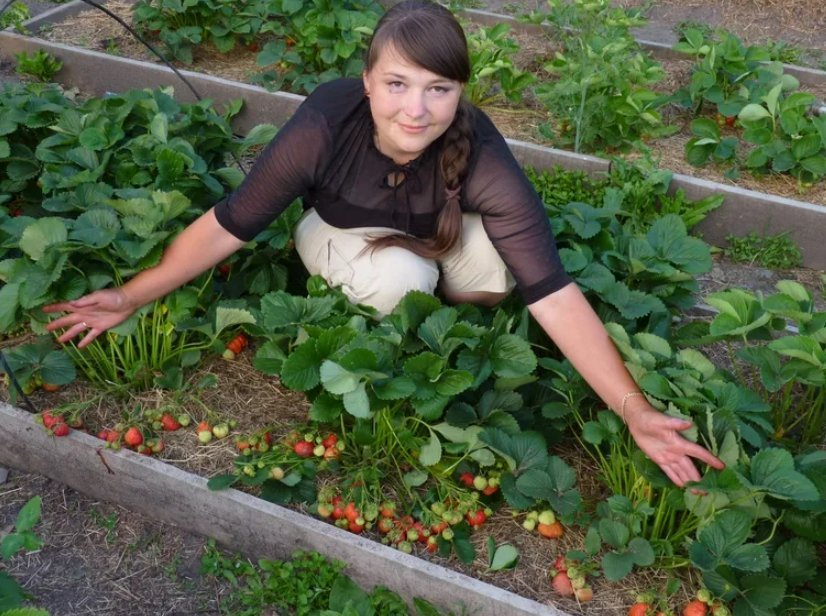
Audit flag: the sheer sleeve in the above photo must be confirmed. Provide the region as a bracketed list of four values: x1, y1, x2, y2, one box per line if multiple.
[213, 103, 332, 241]
[464, 119, 572, 304]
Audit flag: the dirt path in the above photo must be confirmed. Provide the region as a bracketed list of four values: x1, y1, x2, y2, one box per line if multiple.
[481, 0, 826, 57]
[0, 470, 226, 616]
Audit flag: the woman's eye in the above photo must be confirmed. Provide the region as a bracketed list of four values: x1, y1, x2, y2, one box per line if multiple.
[388, 81, 404, 91]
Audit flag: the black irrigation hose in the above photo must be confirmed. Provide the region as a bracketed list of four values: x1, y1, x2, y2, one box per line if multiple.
[0, 0, 263, 410]
[0, 350, 38, 414]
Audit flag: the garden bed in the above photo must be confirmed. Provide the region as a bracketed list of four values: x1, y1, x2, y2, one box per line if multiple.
[1, 3, 825, 616]
[0, 400, 571, 616]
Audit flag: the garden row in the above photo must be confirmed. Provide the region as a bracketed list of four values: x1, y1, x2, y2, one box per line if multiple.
[2, 0, 826, 269]
[1, 69, 824, 615]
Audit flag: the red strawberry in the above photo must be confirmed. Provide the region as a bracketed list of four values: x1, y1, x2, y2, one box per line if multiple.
[628, 604, 652, 616]
[553, 555, 568, 571]
[465, 509, 487, 528]
[160, 413, 181, 431]
[124, 427, 143, 448]
[41, 410, 62, 429]
[575, 587, 594, 602]
[321, 433, 338, 448]
[552, 571, 574, 596]
[683, 601, 708, 616]
[41, 382, 60, 392]
[293, 440, 314, 457]
[52, 422, 70, 437]
[458, 471, 475, 487]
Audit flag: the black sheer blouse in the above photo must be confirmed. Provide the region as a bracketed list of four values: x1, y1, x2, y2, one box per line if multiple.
[214, 79, 572, 304]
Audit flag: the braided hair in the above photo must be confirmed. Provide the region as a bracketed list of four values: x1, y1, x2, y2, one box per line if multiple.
[364, 0, 473, 259]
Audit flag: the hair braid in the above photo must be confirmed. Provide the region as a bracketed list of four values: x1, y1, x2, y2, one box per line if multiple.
[367, 100, 473, 259]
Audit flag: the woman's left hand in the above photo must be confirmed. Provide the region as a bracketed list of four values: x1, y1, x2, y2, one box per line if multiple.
[625, 404, 725, 487]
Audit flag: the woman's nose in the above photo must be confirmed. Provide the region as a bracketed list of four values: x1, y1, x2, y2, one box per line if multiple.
[403, 91, 427, 118]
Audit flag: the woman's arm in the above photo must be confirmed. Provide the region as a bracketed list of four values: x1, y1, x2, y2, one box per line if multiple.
[44, 208, 245, 347]
[528, 282, 725, 487]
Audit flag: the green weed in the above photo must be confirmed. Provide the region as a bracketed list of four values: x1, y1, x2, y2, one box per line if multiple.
[724, 232, 803, 269]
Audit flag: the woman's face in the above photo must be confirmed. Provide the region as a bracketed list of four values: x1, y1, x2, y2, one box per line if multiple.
[363, 45, 463, 165]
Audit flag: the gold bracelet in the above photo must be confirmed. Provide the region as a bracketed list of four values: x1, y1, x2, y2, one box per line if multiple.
[619, 391, 645, 423]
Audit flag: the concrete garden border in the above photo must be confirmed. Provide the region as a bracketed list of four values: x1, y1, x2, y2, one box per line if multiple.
[0, 402, 571, 616]
[2, 2, 826, 267]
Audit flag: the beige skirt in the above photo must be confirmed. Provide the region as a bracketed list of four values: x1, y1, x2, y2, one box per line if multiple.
[294, 208, 515, 315]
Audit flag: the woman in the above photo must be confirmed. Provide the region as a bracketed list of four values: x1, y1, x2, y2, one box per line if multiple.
[44, 0, 723, 487]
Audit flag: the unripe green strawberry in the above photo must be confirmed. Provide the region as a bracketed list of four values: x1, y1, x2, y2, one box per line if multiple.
[472, 475, 488, 491]
[697, 589, 712, 604]
[270, 466, 285, 480]
[313, 444, 326, 457]
[198, 429, 213, 444]
[177, 414, 191, 427]
[523, 518, 537, 531]
[441, 528, 454, 541]
[538, 510, 556, 525]
[212, 423, 229, 439]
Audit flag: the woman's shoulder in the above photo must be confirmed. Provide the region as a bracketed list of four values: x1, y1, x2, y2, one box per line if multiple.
[303, 78, 368, 124]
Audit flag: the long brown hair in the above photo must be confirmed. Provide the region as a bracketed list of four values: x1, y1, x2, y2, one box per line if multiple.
[365, 0, 472, 259]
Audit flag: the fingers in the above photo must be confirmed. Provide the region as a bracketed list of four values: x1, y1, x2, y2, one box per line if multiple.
[46, 313, 86, 333]
[684, 440, 726, 470]
[54, 321, 89, 344]
[76, 327, 101, 349]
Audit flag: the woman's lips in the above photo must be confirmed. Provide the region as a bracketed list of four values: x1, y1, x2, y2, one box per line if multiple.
[399, 123, 427, 133]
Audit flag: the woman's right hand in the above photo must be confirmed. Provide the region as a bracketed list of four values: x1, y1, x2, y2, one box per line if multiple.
[44, 288, 136, 348]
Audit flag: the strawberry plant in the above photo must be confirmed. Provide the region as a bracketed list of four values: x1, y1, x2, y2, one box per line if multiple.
[529, 0, 672, 152]
[737, 84, 826, 185]
[132, 0, 272, 64]
[692, 281, 826, 446]
[254, 0, 383, 94]
[0, 496, 47, 614]
[672, 28, 777, 117]
[463, 22, 536, 106]
[1, 336, 75, 403]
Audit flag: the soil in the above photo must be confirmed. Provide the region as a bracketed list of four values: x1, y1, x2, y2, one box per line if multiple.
[2, 2, 826, 616]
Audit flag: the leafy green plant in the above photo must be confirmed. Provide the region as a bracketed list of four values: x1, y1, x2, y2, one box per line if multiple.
[685, 117, 738, 167]
[672, 28, 779, 117]
[525, 161, 723, 236]
[132, 0, 271, 64]
[0, 497, 48, 615]
[255, 0, 382, 94]
[463, 22, 535, 106]
[724, 232, 803, 269]
[0, 85, 275, 334]
[737, 83, 826, 185]
[0, 1, 29, 33]
[529, 0, 672, 152]
[1, 336, 75, 402]
[200, 542, 454, 616]
[700, 281, 826, 446]
[14, 50, 63, 82]
[549, 195, 712, 335]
